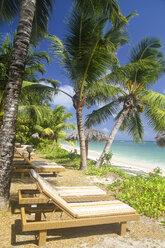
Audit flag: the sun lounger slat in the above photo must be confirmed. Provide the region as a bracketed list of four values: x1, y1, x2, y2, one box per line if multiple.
[19, 169, 140, 246]
[21, 208, 139, 232]
[13, 148, 65, 176]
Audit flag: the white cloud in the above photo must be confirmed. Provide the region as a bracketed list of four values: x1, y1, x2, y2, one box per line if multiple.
[53, 85, 74, 110]
[102, 127, 109, 134]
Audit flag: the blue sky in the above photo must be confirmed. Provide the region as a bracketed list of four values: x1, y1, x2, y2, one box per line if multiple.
[1, 0, 165, 141]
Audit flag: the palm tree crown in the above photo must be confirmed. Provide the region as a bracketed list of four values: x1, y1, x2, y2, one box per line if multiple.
[48, 6, 131, 169]
[85, 37, 165, 166]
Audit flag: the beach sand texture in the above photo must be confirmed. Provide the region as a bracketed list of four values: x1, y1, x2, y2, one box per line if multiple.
[0, 152, 164, 248]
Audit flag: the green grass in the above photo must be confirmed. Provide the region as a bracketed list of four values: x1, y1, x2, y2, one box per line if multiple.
[36, 142, 81, 168]
[85, 164, 130, 179]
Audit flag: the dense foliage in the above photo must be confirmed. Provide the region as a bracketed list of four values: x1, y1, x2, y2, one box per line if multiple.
[108, 168, 165, 218]
[36, 141, 81, 168]
[85, 164, 129, 178]
[16, 105, 76, 145]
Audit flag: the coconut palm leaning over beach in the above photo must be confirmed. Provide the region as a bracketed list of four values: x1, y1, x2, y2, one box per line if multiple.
[48, 6, 134, 170]
[86, 37, 165, 167]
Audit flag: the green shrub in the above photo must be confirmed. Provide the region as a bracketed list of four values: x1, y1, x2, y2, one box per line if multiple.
[85, 164, 130, 178]
[108, 169, 165, 218]
[102, 151, 113, 165]
[36, 142, 81, 168]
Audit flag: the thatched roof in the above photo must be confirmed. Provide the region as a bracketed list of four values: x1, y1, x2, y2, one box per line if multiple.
[65, 128, 109, 142]
[155, 131, 165, 147]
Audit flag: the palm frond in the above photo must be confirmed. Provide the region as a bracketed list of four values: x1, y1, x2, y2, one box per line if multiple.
[129, 37, 163, 63]
[26, 51, 51, 65]
[144, 92, 165, 131]
[104, 11, 136, 50]
[31, 0, 55, 41]
[33, 124, 44, 133]
[18, 105, 53, 125]
[0, 0, 19, 22]
[85, 100, 120, 128]
[74, 0, 127, 27]
[142, 90, 165, 108]
[65, 123, 77, 130]
[145, 105, 165, 131]
[24, 64, 46, 81]
[86, 83, 122, 105]
[22, 81, 55, 92]
[48, 34, 72, 74]
[65, 9, 109, 83]
[42, 127, 54, 136]
[119, 110, 144, 142]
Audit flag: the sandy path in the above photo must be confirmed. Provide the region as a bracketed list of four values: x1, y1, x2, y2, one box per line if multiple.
[0, 153, 164, 247]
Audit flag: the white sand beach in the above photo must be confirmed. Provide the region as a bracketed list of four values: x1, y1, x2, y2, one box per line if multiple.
[61, 143, 165, 176]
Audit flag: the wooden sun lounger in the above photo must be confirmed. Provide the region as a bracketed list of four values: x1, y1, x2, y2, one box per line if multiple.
[20, 169, 140, 246]
[19, 170, 108, 203]
[13, 149, 65, 177]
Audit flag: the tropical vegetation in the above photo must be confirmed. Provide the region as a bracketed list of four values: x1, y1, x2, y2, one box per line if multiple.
[0, 0, 164, 227]
[86, 37, 165, 167]
[16, 105, 76, 145]
[48, 5, 134, 170]
[108, 167, 165, 218]
[85, 163, 165, 218]
[0, 33, 54, 127]
[0, 0, 55, 208]
[0, 0, 127, 208]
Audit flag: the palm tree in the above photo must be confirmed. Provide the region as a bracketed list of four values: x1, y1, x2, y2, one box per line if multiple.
[16, 104, 76, 144]
[0, 0, 54, 207]
[85, 37, 165, 167]
[47, 106, 76, 142]
[48, 7, 132, 170]
[0, 33, 53, 128]
[0, 0, 130, 208]
[36, 105, 76, 142]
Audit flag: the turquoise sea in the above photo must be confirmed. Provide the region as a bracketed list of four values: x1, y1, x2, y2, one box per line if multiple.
[73, 140, 165, 168]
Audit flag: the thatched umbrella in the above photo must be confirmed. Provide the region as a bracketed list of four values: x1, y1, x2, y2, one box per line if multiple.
[65, 128, 109, 157]
[155, 131, 165, 147]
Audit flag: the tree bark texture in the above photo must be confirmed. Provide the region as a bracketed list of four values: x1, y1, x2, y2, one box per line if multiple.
[96, 108, 130, 168]
[76, 107, 87, 170]
[0, 0, 36, 209]
[0, 103, 3, 129]
[85, 140, 88, 158]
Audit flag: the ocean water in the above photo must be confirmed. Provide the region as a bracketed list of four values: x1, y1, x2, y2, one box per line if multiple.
[75, 140, 165, 168]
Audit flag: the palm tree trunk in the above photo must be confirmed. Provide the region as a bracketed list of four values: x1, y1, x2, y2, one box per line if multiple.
[0, 0, 36, 209]
[0, 104, 3, 129]
[76, 106, 87, 170]
[85, 140, 88, 158]
[96, 108, 130, 168]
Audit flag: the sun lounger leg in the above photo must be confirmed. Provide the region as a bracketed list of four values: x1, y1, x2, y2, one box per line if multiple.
[120, 222, 127, 235]
[35, 212, 41, 221]
[38, 230, 47, 246]
[21, 172, 24, 179]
